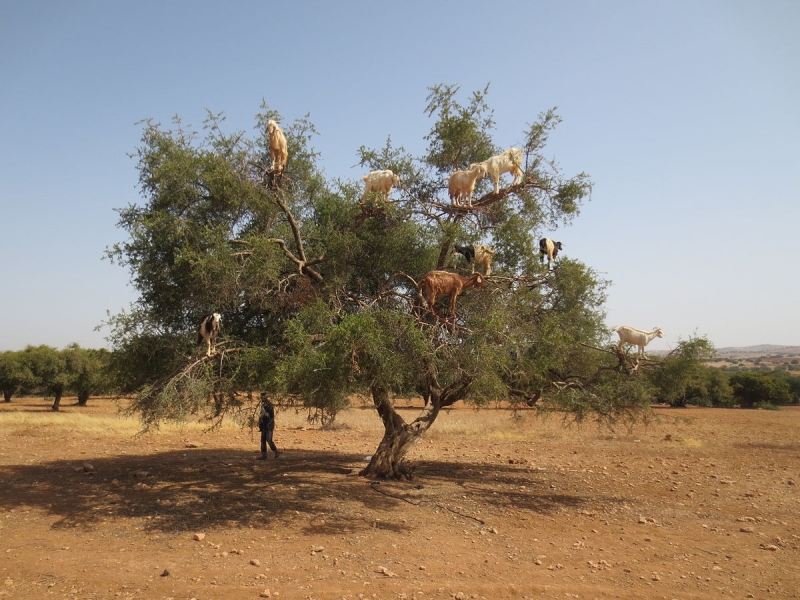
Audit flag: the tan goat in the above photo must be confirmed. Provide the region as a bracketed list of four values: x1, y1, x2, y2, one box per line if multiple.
[448, 164, 487, 206]
[469, 147, 523, 194]
[361, 169, 400, 202]
[418, 270, 485, 318]
[266, 120, 288, 174]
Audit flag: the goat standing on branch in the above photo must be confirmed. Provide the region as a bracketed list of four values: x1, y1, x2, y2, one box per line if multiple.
[614, 325, 664, 358]
[448, 164, 487, 207]
[452, 244, 494, 276]
[197, 312, 221, 357]
[361, 169, 400, 203]
[266, 120, 288, 175]
[417, 270, 485, 319]
[469, 147, 523, 194]
[539, 238, 563, 269]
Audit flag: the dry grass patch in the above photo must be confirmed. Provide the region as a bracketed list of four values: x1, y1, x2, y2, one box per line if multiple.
[0, 407, 140, 438]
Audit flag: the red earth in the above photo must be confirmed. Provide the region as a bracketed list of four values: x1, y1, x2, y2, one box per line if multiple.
[1, 397, 798, 599]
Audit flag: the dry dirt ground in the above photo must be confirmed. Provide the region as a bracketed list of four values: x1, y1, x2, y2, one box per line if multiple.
[1, 398, 799, 600]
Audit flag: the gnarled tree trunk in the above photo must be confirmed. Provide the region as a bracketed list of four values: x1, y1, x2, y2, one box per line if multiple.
[360, 376, 470, 480]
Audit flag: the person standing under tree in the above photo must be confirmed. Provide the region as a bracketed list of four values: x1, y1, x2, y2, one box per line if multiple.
[258, 393, 281, 459]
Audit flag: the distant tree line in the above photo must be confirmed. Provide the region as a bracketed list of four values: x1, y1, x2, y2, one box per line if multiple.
[1, 340, 798, 413]
[0, 345, 116, 411]
[644, 339, 800, 408]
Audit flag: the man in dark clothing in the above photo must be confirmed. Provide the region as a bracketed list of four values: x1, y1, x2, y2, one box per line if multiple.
[258, 394, 281, 459]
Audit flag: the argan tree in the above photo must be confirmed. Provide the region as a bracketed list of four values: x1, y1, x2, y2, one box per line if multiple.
[729, 372, 792, 408]
[0, 351, 32, 403]
[21, 345, 70, 411]
[64, 344, 114, 406]
[647, 336, 716, 407]
[107, 85, 653, 479]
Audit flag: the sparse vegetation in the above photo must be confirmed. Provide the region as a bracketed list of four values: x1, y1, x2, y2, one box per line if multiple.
[2, 398, 799, 597]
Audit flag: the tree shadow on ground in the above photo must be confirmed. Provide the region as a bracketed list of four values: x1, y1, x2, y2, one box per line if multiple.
[0, 448, 625, 535]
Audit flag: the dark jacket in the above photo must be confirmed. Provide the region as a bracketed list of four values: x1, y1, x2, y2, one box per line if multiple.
[258, 400, 275, 432]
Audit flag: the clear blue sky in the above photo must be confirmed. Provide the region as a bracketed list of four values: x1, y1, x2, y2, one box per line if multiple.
[1, 0, 798, 352]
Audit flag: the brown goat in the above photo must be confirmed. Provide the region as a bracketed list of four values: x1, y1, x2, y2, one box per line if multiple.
[418, 271, 485, 318]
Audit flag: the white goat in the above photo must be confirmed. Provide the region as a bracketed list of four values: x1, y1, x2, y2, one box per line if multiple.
[197, 312, 221, 357]
[469, 147, 523, 194]
[615, 326, 664, 358]
[539, 238, 563, 268]
[266, 120, 288, 174]
[361, 169, 400, 202]
[448, 164, 487, 207]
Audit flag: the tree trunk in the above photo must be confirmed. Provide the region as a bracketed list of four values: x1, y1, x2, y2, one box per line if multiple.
[77, 391, 90, 406]
[3, 390, 12, 403]
[51, 390, 63, 411]
[361, 423, 423, 480]
[360, 373, 475, 480]
[360, 383, 440, 480]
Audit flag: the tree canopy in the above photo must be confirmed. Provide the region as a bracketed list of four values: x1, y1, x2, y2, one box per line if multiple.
[0, 350, 32, 403]
[729, 372, 793, 408]
[1, 345, 113, 409]
[107, 85, 660, 478]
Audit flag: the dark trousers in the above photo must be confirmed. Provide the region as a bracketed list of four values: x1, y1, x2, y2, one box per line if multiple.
[260, 427, 278, 454]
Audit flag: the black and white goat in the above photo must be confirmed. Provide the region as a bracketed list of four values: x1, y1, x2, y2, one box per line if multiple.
[197, 313, 221, 357]
[539, 238, 563, 268]
[452, 243, 494, 276]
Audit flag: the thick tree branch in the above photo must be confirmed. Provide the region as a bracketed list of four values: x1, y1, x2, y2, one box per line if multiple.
[266, 238, 324, 282]
[274, 193, 307, 263]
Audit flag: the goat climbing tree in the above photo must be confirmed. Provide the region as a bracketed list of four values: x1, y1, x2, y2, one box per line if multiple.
[108, 85, 656, 479]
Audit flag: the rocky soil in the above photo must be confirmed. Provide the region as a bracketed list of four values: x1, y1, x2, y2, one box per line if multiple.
[1, 398, 798, 599]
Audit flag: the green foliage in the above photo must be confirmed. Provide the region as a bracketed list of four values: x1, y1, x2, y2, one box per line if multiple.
[704, 367, 734, 407]
[729, 372, 793, 408]
[108, 83, 664, 443]
[21, 345, 69, 398]
[648, 336, 716, 407]
[5, 345, 113, 408]
[423, 83, 496, 172]
[0, 350, 33, 402]
[105, 309, 191, 393]
[768, 370, 800, 403]
[63, 344, 114, 405]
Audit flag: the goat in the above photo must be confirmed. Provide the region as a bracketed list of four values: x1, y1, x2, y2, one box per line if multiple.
[452, 244, 494, 276]
[469, 147, 523, 194]
[361, 169, 400, 202]
[448, 164, 487, 207]
[197, 312, 221, 357]
[539, 238, 563, 268]
[418, 270, 485, 319]
[266, 120, 288, 174]
[614, 326, 664, 358]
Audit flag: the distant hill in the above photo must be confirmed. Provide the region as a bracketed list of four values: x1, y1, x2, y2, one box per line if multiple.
[706, 345, 800, 372]
[648, 345, 800, 372]
[715, 345, 800, 357]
